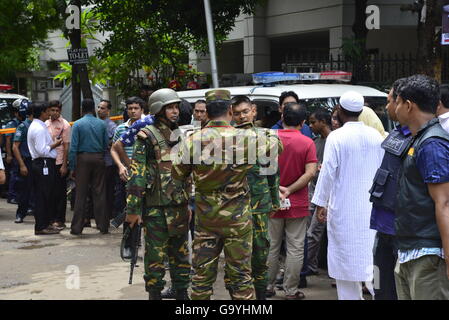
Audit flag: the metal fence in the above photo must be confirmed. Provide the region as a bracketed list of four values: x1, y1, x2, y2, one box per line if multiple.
[282, 52, 449, 86]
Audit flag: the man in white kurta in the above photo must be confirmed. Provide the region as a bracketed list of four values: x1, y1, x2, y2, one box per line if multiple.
[312, 91, 384, 300]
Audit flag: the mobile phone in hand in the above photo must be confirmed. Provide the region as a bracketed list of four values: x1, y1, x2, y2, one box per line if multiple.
[57, 128, 64, 139]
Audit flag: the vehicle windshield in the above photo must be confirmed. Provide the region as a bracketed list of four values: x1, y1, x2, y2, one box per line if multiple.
[300, 96, 391, 132]
[0, 98, 15, 128]
[252, 96, 391, 131]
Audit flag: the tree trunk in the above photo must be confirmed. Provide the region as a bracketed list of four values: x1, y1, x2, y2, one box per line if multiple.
[68, 1, 93, 121]
[416, 0, 439, 78]
[352, 0, 369, 83]
[69, 0, 82, 121]
[79, 63, 93, 101]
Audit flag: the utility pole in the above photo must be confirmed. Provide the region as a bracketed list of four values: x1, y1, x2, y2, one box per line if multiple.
[203, 0, 219, 88]
[69, 0, 81, 121]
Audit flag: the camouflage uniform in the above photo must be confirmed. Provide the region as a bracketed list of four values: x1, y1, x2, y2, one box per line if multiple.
[171, 90, 282, 300]
[224, 122, 283, 294]
[126, 119, 190, 294]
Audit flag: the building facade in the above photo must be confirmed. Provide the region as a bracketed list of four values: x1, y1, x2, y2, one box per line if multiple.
[190, 0, 419, 80]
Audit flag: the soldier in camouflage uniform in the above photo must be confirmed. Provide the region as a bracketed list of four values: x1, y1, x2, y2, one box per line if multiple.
[126, 88, 191, 300]
[226, 95, 283, 300]
[172, 90, 281, 300]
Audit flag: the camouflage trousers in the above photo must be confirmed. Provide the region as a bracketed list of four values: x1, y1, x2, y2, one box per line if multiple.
[224, 213, 270, 292]
[191, 219, 255, 300]
[142, 206, 190, 292]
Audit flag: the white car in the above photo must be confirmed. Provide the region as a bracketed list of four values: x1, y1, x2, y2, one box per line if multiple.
[177, 83, 390, 131]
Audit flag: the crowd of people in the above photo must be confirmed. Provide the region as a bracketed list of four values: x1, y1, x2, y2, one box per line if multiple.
[0, 73, 448, 301]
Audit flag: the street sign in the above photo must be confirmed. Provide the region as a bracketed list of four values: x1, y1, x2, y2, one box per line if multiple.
[67, 48, 89, 65]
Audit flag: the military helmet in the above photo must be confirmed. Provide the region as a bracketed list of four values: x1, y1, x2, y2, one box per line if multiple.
[148, 88, 181, 115]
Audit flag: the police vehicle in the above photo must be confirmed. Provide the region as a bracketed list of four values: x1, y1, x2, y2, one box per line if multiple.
[177, 71, 390, 131]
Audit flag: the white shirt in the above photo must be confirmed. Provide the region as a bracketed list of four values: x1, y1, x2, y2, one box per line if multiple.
[0, 154, 4, 170]
[27, 119, 57, 160]
[312, 122, 384, 282]
[438, 111, 449, 134]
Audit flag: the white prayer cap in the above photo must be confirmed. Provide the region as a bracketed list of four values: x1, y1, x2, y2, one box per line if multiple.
[339, 91, 364, 112]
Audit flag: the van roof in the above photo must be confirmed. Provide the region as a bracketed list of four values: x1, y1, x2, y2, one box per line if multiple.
[0, 93, 28, 100]
[177, 84, 387, 103]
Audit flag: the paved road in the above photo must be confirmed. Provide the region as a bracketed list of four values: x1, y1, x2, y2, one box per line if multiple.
[0, 199, 338, 300]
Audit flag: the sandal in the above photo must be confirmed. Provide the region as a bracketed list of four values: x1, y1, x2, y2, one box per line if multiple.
[285, 290, 305, 300]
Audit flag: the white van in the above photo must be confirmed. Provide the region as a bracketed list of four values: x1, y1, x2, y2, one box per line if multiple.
[177, 83, 390, 130]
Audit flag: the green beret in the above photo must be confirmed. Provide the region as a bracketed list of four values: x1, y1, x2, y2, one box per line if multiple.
[205, 89, 231, 103]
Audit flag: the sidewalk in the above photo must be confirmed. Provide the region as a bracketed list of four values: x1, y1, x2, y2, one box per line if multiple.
[0, 198, 337, 300]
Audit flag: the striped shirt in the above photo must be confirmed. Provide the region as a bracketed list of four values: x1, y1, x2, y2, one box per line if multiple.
[398, 248, 445, 264]
[113, 119, 133, 160]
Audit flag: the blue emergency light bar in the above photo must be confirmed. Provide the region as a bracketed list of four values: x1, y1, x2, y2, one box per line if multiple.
[252, 71, 351, 84]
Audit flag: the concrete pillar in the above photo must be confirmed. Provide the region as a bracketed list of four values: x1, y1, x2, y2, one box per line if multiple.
[329, 26, 353, 59]
[243, 9, 270, 73]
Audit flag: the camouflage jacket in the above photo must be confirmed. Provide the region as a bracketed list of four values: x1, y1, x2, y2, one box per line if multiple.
[171, 120, 282, 227]
[126, 120, 189, 216]
[235, 122, 283, 214]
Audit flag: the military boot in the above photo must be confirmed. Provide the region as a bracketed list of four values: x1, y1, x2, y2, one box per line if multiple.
[255, 288, 266, 300]
[175, 289, 190, 300]
[148, 290, 162, 300]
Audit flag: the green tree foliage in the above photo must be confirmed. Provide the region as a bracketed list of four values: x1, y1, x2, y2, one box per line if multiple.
[92, 0, 264, 96]
[0, 0, 62, 82]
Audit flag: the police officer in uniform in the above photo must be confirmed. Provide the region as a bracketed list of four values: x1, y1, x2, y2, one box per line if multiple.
[369, 79, 413, 300]
[12, 99, 34, 223]
[126, 88, 191, 300]
[4, 100, 23, 204]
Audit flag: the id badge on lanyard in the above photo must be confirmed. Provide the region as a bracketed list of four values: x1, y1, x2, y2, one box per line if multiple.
[43, 160, 49, 176]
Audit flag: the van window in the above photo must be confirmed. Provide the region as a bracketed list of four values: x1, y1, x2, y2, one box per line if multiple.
[0, 98, 14, 128]
[252, 99, 280, 128]
[300, 96, 392, 132]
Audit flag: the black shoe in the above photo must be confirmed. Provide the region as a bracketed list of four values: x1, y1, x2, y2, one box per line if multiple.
[161, 286, 176, 299]
[304, 270, 319, 276]
[266, 287, 276, 298]
[35, 228, 60, 235]
[175, 289, 190, 300]
[298, 276, 308, 289]
[14, 217, 24, 223]
[27, 209, 34, 216]
[255, 288, 266, 300]
[148, 290, 162, 300]
[70, 230, 82, 235]
[122, 247, 132, 260]
[7, 198, 18, 205]
[110, 219, 121, 229]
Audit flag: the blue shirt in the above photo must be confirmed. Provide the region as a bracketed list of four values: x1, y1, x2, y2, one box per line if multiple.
[416, 137, 449, 183]
[271, 120, 313, 138]
[5, 118, 20, 138]
[119, 115, 154, 147]
[13, 118, 32, 158]
[69, 114, 109, 170]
